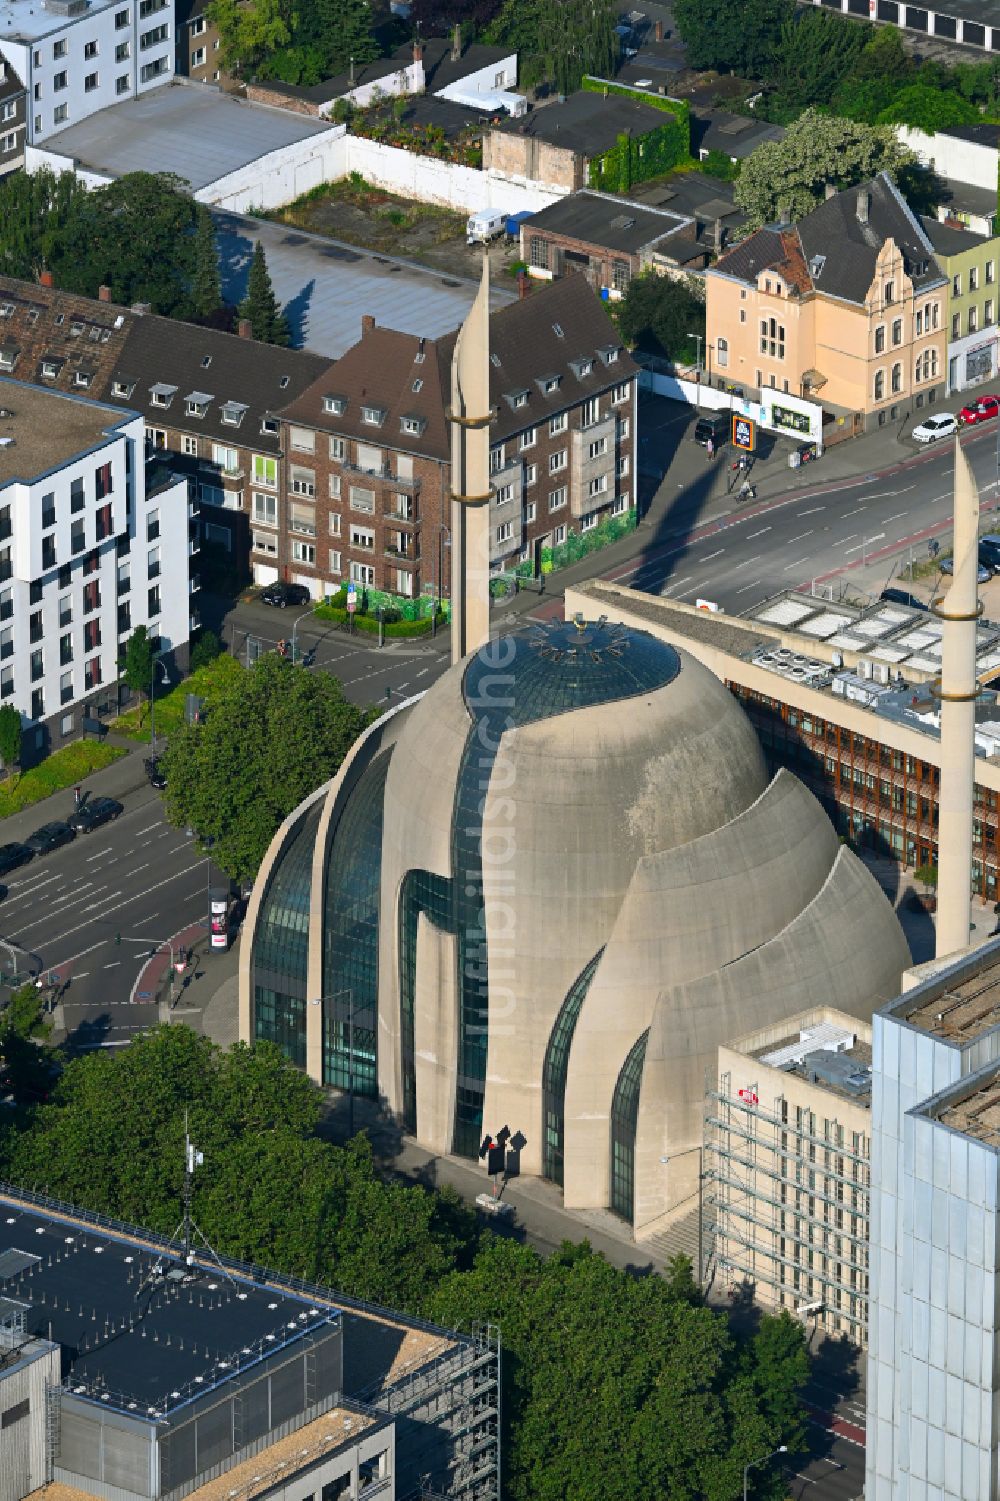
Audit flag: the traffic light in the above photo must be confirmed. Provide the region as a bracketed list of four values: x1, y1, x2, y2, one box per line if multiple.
[481, 1124, 510, 1177]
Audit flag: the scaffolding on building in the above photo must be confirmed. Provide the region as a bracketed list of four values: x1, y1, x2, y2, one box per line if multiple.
[703, 1070, 871, 1342]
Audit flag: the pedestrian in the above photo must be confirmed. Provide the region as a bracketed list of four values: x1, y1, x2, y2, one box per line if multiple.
[73, 784, 82, 808]
[706, 436, 714, 459]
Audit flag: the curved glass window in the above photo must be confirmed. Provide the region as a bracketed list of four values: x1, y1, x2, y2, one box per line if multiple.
[399, 869, 452, 1133]
[322, 751, 391, 1099]
[542, 949, 604, 1187]
[252, 800, 323, 1068]
[609, 1030, 648, 1223]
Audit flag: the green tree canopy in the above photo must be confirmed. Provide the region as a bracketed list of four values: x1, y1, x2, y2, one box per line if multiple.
[239, 240, 291, 346]
[209, 0, 377, 79]
[615, 272, 705, 362]
[159, 653, 372, 881]
[673, 0, 793, 79]
[770, 8, 868, 113]
[0, 703, 22, 772]
[207, 0, 293, 73]
[734, 109, 914, 229]
[877, 82, 981, 131]
[191, 204, 223, 322]
[120, 625, 157, 701]
[487, 0, 618, 93]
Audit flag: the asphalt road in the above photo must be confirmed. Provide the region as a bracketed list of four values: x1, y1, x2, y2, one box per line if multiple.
[614, 421, 1000, 614]
[0, 788, 226, 1047]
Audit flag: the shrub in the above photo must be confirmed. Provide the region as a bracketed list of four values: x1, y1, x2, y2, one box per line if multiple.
[190, 630, 224, 672]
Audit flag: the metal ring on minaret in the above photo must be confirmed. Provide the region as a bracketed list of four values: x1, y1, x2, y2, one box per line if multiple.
[451, 490, 493, 504]
[931, 598, 984, 622]
[447, 409, 494, 429]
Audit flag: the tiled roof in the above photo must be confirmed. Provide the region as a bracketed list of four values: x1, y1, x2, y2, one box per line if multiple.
[0, 277, 134, 395]
[712, 228, 790, 285]
[796, 172, 944, 305]
[107, 316, 329, 454]
[280, 276, 638, 455]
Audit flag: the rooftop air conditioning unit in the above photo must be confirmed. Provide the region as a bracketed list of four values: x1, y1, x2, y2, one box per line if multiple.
[43, 0, 88, 14]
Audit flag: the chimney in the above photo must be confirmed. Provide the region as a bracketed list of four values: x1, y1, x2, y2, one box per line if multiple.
[517, 270, 528, 300]
[451, 21, 461, 61]
[825, 181, 837, 200]
[238, 318, 252, 339]
[361, 314, 376, 334]
[935, 438, 981, 959]
[713, 217, 723, 253]
[412, 37, 423, 65]
[98, 285, 111, 302]
[654, 18, 663, 40]
[39, 270, 54, 288]
[856, 190, 870, 223]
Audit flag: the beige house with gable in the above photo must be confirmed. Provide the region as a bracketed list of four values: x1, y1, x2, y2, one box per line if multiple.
[706, 174, 948, 435]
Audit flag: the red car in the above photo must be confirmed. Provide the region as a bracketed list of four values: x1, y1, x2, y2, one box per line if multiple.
[959, 394, 1000, 424]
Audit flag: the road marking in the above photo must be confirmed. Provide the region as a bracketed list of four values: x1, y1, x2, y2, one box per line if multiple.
[736, 578, 762, 593]
[134, 821, 162, 836]
[83, 892, 122, 912]
[701, 549, 724, 561]
[797, 506, 825, 515]
[86, 849, 115, 863]
[787, 530, 813, 543]
[833, 534, 858, 546]
[885, 511, 907, 522]
[843, 506, 864, 516]
[42, 868, 201, 949]
[103, 962, 121, 970]
[844, 543, 864, 555]
[732, 556, 761, 569]
[783, 557, 811, 571]
[746, 526, 771, 539]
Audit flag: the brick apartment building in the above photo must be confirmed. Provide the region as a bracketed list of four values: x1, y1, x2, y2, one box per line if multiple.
[272, 276, 638, 599]
[0, 57, 26, 175]
[0, 274, 327, 581]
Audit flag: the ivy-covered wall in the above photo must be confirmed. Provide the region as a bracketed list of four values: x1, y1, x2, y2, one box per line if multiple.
[580, 84, 689, 192]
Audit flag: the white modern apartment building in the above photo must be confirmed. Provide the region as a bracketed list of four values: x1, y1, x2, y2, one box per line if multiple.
[0, 378, 191, 751]
[0, 0, 173, 146]
[866, 940, 1000, 1501]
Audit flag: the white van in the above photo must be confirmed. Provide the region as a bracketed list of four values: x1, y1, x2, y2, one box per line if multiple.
[466, 209, 506, 245]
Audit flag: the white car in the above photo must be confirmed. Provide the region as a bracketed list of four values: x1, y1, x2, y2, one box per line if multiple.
[912, 413, 958, 444]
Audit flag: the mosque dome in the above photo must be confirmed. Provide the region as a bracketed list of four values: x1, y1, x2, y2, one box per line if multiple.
[243, 620, 910, 1232]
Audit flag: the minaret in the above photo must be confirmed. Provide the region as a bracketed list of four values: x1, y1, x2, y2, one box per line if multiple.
[449, 252, 493, 665]
[935, 436, 980, 958]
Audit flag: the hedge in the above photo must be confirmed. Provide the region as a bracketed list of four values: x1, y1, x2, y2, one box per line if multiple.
[0, 741, 126, 818]
[314, 600, 444, 638]
[540, 507, 638, 573]
[588, 117, 689, 192]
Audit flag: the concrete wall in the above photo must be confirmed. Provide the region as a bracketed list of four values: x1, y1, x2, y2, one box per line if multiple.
[898, 125, 998, 194]
[194, 126, 347, 213]
[339, 136, 563, 214]
[636, 370, 824, 444]
[483, 129, 581, 192]
[25, 141, 112, 188]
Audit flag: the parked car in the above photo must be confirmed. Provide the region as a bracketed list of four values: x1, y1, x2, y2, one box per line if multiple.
[23, 820, 75, 855]
[144, 756, 166, 790]
[260, 582, 311, 608]
[978, 533, 1000, 573]
[0, 842, 33, 876]
[880, 589, 928, 611]
[693, 413, 729, 448]
[959, 394, 1000, 425]
[69, 796, 124, 834]
[912, 413, 959, 444]
[939, 557, 991, 583]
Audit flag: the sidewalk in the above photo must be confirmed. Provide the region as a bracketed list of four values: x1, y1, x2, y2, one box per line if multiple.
[0, 733, 153, 841]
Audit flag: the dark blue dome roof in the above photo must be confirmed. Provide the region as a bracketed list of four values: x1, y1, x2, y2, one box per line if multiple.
[462, 619, 681, 729]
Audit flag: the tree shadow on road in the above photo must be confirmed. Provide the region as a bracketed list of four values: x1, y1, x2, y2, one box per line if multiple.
[61, 1013, 112, 1057]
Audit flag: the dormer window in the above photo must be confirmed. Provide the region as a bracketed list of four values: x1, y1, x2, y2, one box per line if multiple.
[490, 353, 501, 368]
[150, 383, 177, 408]
[69, 321, 84, 337]
[75, 370, 93, 388]
[221, 401, 247, 427]
[400, 415, 426, 436]
[598, 345, 621, 366]
[112, 378, 135, 399]
[412, 379, 423, 393]
[279, 375, 289, 389]
[504, 388, 530, 411]
[0, 348, 17, 371]
[41, 361, 60, 381]
[361, 404, 386, 427]
[0, 303, 13, 319]
[569, 357, 593, 380]
[323, 395, 347, 415]
[185, 391, 212, 418]
[26, 309, 40, 325]
[537, 373, 561, 395]
[260, 417, 279, 436]
[552, 323, 564, 338]
[201, 354, 212, 369]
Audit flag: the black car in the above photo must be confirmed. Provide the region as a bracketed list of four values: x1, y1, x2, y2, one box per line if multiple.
[23, 820, 75, 855]
[144, 756, 167, 790]
[260, 581, 311, 608]
[69, 796, 124, 833]
[880, 589, 928, 612]
[0, 842, 33, 876]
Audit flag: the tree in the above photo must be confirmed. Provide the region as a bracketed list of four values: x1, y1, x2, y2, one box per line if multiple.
[0, 703, 21, 775]
[190, 629, 224, 672]
[120, 625, 157, 705]
[191, 204, 223, 323]
[207, 0, 293, 73]
[615, 271, 705, 362]
[0, 983, 55, 1107]
[877, 82, 981, 132]
[294, 0, 379, 76]
[672, 0, 793, 80]
[734, 109, 914, 229]
[487, 0, 619, 94]
[770, 8, 868, 113]
[159, 653, 371, 882]
[239, 241, 290, 346]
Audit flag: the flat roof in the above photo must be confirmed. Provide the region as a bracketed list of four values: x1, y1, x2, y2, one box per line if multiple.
[932, 1067, 1000, 1146]
[214, 212, 514, 359]
[493, 91, 674, 155]
[0, 381, 125, 484]
[0, 1189, 339, 1417]
[889, 946, 1000, 1041]
[523, 189, 692, 253]
[0, 0, 122, 42]
[750, 1033, 874, 1104]
[43, 85, 334, 194]
[921, 213, 990, 255]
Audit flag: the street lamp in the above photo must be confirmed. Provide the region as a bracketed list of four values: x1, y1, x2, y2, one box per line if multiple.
[659, 1144, 707, 1286]
[149, 652, 170, 752]
[743, 1445, 787, 1501]
[309, 988, 356, 1136]
[434, 523, 451, 638]
[290, 599, 325, 664]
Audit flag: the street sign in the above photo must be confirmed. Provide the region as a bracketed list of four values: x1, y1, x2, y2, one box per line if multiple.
[732, 414, 756, 452]
[346, 585, 357, 615]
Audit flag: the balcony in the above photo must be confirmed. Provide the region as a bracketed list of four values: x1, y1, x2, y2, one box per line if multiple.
[342, 458, 422, 492]
[188, 535, 201, 556]
[187, 497, 199, 520]
[189, 575, 201, 595]
[190, 609, 201, 632]
[385, 544, 419, 562]
[388, 507, 417, 525]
